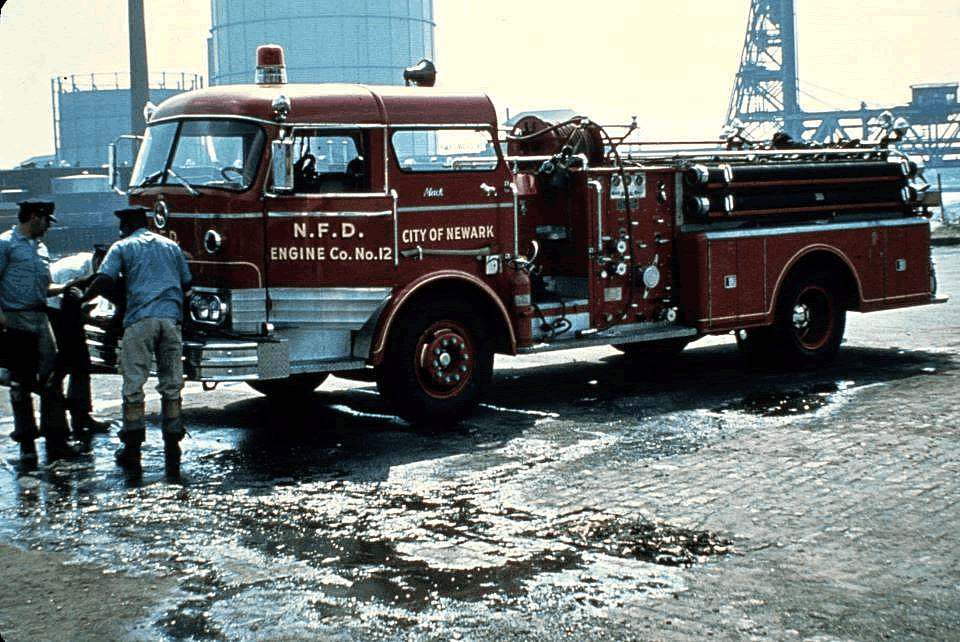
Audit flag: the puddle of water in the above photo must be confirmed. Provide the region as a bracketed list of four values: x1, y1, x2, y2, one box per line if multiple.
[716, 381, 841, 417]
[537, 515, 735, 568]
[144, 505, 723, 640]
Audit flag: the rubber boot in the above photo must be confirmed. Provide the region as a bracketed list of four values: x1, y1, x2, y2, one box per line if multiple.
[68, 402, 88, 439]
[68, 375, 111, 436]
[116, 401, 146, 470]
[161, 397, 185, 478]
[79, 412, 112, 435]
[10, 390, 38, 465]
[41, 386, 84, 462]
[18, 440, 38, 469]
[65, 402, 95, 453]
[68, 401, 111, 439]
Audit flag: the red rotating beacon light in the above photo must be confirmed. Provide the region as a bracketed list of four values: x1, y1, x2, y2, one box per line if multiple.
[255, 44, 287, 84]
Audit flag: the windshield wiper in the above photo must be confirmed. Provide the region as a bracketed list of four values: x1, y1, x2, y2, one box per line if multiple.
[164, 168, 201, 197]
[134, 168, 200, 197]
[137, 170, 165, 187]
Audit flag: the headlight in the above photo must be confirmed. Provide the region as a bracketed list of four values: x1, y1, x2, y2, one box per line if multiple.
[204, 229, 224, 254]
[188, 290, 229, 326]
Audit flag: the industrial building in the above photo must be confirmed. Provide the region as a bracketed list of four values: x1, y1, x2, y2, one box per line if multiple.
[53, 72, 203, 168]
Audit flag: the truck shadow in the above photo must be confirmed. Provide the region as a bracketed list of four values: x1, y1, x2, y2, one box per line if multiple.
[484, 342, 957, 420]
[190, 388, 499, 489]
[196, 342, 956, 489]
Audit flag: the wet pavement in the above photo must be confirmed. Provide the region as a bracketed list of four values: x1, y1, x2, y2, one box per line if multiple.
[2, 247, 960, 641]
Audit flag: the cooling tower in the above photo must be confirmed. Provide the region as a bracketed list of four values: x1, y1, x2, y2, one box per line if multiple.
[209, 0, 436, 86]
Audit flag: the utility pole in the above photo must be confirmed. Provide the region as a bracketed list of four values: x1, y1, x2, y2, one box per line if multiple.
[128, 0, 149, 135]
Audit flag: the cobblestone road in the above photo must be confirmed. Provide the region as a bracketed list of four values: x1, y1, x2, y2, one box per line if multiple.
[592, 368, 960, 641]
[580, 249, 960, 640]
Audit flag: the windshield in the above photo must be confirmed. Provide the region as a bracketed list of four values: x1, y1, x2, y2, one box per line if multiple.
[130, 119, 266, 191]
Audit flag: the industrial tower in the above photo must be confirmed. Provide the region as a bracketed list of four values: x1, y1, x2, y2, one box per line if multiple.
[726, 0, 960, 170]
[725, 0, 802, 140]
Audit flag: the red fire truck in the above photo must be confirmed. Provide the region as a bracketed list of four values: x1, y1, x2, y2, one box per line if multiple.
[95, 45, 945, 423]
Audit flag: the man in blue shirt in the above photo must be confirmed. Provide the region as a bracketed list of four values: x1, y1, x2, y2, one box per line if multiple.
[0, 200, 82, 464]
[82, 207, 192, 475]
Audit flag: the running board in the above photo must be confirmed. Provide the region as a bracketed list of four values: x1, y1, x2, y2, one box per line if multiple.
[517, 321, 698, 355]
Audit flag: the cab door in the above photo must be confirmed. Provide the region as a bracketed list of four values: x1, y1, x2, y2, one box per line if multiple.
[388, 127, 512, 279]
[264, 127, 396, 367]
[265, 127, 396, 289]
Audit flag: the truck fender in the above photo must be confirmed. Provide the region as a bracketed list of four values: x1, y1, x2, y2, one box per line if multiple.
[352, 297, 391, 362]
[359, 270, 516, 366]
[771, 245, 862, 317]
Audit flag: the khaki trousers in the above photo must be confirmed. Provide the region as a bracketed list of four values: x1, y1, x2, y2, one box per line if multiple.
[118, 317, 183, 405]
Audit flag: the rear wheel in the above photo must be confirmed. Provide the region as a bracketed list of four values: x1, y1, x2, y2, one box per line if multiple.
[377, 300, 493, 424]
[247, 373, 328, 400]
[770, 268, 846, 368]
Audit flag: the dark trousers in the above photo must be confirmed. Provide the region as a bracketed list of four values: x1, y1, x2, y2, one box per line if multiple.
[2, 311, 69, 445]
[2, 325, 39, 429]
[49, 294, 94, 416]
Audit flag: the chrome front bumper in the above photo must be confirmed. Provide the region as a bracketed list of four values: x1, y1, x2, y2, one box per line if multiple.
[87, 326, 292, 382]
[183, 339, 290, 382]
[86, 323, 119, 373]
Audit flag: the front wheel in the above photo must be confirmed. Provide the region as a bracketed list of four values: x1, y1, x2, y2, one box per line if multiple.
[376, 300, 493, 424]
[770, 269, 846, 369]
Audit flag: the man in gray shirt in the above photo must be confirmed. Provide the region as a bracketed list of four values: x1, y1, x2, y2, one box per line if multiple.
[0, 200, 81, 464]
[82, 207, 192, 476]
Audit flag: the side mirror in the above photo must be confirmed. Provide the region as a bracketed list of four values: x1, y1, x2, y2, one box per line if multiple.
[108, 144, 119, 194]
[271, 139, 294, 193]
[108, 134, 143, 195]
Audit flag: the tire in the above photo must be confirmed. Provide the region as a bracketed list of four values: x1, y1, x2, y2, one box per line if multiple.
[376, 300, 493, 424]
[247, 373, 328, 400]
[769, 268, 846, 369]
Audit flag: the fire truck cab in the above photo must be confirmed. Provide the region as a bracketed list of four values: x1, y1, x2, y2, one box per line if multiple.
[95, 45, 945, 423]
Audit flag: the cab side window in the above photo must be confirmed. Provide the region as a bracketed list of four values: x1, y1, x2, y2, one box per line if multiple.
[291, 130, 371, 193]
[391, 128, 499, 172]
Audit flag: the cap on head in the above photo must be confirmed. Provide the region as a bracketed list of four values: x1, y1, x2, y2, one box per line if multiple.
[114, 207, 151, 220]
[18, 199, 58, 223]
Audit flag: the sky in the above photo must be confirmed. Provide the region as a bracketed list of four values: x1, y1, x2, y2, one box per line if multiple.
[1, 0, 959, 169]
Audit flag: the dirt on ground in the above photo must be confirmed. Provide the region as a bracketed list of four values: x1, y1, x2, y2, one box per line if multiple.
[0, 541, 174, 641]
